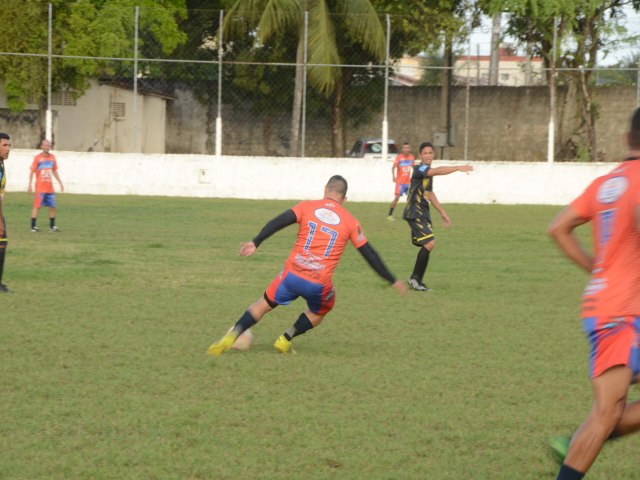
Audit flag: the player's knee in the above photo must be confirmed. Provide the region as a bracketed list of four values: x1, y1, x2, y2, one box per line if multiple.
[593, 399, 625, 427]
[425, 240, 435, 251]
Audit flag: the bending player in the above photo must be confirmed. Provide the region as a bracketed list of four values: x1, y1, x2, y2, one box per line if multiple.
[207, 175, 407, 355]
[547, 107, 640, 480]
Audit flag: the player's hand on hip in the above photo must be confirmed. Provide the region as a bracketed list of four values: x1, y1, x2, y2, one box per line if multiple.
[239, 241, 257, 257]
[392, 280, 408, 296]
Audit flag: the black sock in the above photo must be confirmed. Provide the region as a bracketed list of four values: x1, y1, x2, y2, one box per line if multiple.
[31, 218, 36, 228]
[557, 464, 584, 480]
[50, 218, 55, 229]
[283, 313, 313, 341]
[0, 244, 6, 285]
[388, 207, 394, 216]
[232, 310, 257, 335]
[411, 248, 430, 283]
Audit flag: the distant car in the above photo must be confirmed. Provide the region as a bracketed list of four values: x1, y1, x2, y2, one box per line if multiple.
[346, 138, 399, 159]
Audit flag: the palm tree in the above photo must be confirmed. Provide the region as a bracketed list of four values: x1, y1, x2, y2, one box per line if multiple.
[223, 0, 385, 156]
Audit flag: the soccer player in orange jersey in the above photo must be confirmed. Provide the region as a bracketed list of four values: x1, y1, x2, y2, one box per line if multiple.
[28, 139, 64, 233]
[208, 175, 407, 356]
[387, 142, 415, 221]
[547, 108, 640, 480]
[0, 132, 11, 293]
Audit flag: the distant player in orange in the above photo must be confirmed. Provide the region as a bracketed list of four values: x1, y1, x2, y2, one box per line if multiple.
[28, 139, 64, 233]
[208, 175, 407, 356]
[387, 142, 415, 221]
[547, 107, 640, 480]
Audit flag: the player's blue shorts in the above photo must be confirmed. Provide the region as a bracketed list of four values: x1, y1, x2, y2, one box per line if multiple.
[34, 193, 56, 208]
[583, 316, 640, 379]
[265, 269, 335, 315]
[395, 183, 410, 196]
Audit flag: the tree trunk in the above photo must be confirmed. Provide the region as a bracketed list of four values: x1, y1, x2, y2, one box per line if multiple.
[289, 38, 304, 157]
[331, 76, 345, 157]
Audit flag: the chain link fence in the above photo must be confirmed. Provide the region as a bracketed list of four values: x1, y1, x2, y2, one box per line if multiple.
[0, 4, 639, 161]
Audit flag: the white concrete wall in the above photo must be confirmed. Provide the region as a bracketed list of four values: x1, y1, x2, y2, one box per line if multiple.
[3, 150, 618, 205]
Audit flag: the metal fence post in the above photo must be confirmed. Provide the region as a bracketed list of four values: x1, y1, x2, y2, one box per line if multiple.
[300, 11, 308, 158]
[216, 10, 224, 158]
[464, 35, 471, 162]
[133, 6, 139, 152]
[637, 58, 640, 107]
[547, 16, 558, 164]
[46, 3, 53, 142]
[381, 14, 391, 161]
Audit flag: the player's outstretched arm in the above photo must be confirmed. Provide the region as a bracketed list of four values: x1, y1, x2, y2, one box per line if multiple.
[428, 164, 473, 176]
[548, 206, 593, 273]
[357, 242, 407, 295]
[242, 209, 297, 255]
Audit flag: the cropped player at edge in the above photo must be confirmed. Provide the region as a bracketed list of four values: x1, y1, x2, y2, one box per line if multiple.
[547, 108, 640, 480]
[207, 175, 407, 356]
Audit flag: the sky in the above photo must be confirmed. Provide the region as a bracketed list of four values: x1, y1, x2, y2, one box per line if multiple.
[466, 6, 640, 66]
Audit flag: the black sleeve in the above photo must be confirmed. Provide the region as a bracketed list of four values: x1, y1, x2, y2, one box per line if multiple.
[357, 242, 396, 284]
[252, 209, 297, 248]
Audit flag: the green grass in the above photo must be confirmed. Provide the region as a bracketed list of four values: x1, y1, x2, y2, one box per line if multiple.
[1, 193, 638, 479]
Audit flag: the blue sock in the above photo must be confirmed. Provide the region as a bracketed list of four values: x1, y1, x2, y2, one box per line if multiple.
[557, 464, 584, 480]
[233, 310, 257, 335]
[283, 313, 313, 340]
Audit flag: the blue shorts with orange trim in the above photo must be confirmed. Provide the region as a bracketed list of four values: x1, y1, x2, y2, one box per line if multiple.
[34, 193, 56, 208]
[395, 183, 410, 196]
[583, 316, 640, 379]
[265, 270, 335, 315]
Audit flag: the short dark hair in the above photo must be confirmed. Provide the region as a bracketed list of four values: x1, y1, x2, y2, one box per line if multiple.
[419, 141, 434, 153]
[630, 108, 640, 149]
[326, 175, 348, 197]
[0, 133, 10, 141]
[403, 142, 410, 146]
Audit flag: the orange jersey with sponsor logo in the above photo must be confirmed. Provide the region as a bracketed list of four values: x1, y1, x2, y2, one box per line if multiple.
[30, 153, 58, 194]
[571, 159, 640, 318]
[393, 153, 415, 185]
[284, 199, 368, 284]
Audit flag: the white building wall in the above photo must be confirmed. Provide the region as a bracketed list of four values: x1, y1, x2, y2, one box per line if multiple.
[3, 150, 617, 205]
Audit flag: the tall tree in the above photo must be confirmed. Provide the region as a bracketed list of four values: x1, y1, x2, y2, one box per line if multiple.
[222, 0, 386, 156]
[0, 0, 186, 139]
[484, 0, 640, 161]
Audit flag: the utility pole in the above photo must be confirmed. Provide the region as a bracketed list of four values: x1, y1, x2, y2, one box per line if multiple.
[489, 12, 501, 85]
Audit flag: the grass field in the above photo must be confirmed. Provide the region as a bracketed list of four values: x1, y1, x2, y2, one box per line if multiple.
[1, 192, 639, 479]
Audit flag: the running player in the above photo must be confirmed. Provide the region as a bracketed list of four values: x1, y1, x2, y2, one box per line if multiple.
[387, 142, 415, 221]
[0, 132, 12, 293]
[28, 139, 64, 233]
[547, 107, 640, 480]
[403, 142, 473, 291]
[207, 175, 407, 356]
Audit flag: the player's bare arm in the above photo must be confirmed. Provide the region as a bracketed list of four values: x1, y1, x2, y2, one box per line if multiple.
[28, 171, 35, 193]
[391, 164, 397, 182]
[429, 192, 451, 227]
[53, 170, 64, 192]
[427, 164, 473, 176]
[0, 199, 4, 236]
[548, 206, 593, 273]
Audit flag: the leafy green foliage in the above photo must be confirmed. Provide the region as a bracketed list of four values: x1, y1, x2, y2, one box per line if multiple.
[0, 0, 187, 114]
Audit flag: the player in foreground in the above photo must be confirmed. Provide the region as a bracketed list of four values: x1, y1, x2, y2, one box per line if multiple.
[28, 139, 64, 232]
[0, 133, 12, 293]
[207, 175, 407, 356]
[403, 142, 473, 291]
[387, 142, 415, 221]
[547, 108, 640, 480]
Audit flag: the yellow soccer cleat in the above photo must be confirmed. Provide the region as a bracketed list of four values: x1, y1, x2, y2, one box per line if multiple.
[207, 332, 238, 356]
[273, 335, 293, 354]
